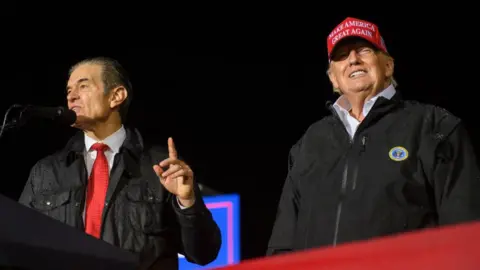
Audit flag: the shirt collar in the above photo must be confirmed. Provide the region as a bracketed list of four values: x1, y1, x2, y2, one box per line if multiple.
[84, 125, 126, 153]
[333, 84, 396, 118]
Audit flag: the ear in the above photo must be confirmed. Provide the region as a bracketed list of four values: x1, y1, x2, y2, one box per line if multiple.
[384, 55, 394, 78]
[109, 86, 128, 109]
[327, 66, 339, 89]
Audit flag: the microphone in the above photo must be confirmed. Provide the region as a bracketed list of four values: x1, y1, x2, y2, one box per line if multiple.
[20, 105, 77, 125]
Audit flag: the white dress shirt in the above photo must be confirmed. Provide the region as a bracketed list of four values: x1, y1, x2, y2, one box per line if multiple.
[332, 84, 396, 138]
[84, 125, 126, 177]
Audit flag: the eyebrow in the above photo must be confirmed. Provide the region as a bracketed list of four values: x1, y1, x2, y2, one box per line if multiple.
[66, 78, 89, 92]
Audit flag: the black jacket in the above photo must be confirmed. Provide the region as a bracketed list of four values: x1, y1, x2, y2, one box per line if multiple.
[18, 127, 221, 269]
[267, 93, 480, 255]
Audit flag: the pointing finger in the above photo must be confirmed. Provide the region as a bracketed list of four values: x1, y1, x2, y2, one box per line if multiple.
[168, 137, 178, 159]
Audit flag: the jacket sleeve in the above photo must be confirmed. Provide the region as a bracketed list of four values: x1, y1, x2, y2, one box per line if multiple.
[430, 120, 480, 225]
[266, 139, 301, 256]
[171, 179, 222, 266]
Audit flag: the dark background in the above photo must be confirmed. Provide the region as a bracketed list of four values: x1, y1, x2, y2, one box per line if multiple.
[2, 5, 478, 262]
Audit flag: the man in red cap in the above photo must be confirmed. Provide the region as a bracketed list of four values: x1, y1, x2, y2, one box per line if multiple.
[267, 17, 480, 255]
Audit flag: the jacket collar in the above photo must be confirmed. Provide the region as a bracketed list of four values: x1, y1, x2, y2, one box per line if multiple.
[332, 84, 397, 118]
[326, 87, 403, 117]
[325, 89, 404, 139]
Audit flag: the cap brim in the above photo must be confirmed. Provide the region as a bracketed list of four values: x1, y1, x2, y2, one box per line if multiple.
[329, 36, 387, 61]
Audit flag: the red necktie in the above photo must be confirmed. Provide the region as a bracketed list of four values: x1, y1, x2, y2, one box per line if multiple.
[84, 143, 110, 238]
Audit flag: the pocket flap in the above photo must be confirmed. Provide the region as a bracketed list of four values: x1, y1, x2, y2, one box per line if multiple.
[125, 184, 165, 203]
[31, 190, 71, 210]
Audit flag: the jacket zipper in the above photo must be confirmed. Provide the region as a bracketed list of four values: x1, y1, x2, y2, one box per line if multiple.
[352, 136, 367, 191]
[328, 104, 352, 246]
[332, 133, 367, 246]
[333, 160, 349, 246]
[327, 103, 366, 246]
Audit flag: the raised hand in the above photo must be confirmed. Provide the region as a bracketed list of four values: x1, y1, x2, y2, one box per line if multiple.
[153, 137, 195, 207]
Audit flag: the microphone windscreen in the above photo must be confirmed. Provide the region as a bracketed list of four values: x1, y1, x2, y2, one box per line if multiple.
[59, 108, 77, 125]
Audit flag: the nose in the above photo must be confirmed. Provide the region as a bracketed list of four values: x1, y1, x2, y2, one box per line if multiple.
[347, 50, 360, 65]
[67, 89, 79, 105]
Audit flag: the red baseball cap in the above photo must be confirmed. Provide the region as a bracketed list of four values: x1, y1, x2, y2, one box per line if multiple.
[327, 17, 388, 60]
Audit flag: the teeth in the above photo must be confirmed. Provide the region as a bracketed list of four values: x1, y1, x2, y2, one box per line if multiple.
[350, 70, 366, 78]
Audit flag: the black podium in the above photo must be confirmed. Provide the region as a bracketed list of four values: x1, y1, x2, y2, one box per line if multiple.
[0, 193, 139, 270]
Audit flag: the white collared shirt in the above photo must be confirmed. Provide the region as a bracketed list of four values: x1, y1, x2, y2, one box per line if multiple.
[332, 84, 396, 138]
[84, 125, 126, 177]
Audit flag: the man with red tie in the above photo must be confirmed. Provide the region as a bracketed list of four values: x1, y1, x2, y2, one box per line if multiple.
[18, 57, 221, 269]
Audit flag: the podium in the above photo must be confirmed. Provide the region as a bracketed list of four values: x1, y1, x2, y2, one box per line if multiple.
[0, 193, 139, 270]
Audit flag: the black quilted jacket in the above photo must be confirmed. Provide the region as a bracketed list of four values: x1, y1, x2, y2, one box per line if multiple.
[19, 127, 221, 269]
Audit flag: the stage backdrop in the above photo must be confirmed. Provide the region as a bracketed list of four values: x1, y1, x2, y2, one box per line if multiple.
[178, 193, 241, 269]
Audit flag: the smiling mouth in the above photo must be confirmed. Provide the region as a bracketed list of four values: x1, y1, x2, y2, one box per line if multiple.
[349, 70, 367, 78]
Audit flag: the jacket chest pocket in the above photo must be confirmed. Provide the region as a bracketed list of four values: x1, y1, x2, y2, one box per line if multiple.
[30, 191, 72, 223]
[125, 187, 168, 235]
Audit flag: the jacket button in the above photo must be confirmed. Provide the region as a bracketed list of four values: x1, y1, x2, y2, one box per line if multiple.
[105, 202, 109, 206]
[45, 201, 51, 206]
[75, 202, 80, 207]
[434, 133, 444, 140]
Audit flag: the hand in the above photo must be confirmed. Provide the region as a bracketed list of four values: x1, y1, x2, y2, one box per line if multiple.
[153, 137, 195, 207]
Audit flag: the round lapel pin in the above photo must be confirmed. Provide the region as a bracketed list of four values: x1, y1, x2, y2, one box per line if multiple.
[389, 146, 408, 161]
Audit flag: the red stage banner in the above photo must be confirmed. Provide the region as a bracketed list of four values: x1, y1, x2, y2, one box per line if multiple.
[215, 221, 480, 270]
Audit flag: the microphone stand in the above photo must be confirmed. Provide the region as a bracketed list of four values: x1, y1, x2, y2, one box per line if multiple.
[0, 104, 29, 140]
[0, 104, 77, 141]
